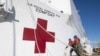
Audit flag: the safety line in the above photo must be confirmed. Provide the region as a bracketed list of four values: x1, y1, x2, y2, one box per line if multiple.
[26, 0, 42, 56]
[26, 0, 67, 56]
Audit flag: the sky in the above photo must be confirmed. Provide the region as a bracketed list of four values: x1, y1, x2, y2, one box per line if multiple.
[73, 0, 100, 42]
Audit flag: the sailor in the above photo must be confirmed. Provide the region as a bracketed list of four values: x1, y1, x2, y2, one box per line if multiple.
[73, 35, 83, 56]
[66, 38, 80, 56]
[65, 38, 73, 48]
[73, 35, 80, 45]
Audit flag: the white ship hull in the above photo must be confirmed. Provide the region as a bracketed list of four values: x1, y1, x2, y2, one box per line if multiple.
[0, 0, 92, 56]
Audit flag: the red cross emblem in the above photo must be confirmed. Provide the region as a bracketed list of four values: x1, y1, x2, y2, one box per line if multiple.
[23, 18, 55, 53]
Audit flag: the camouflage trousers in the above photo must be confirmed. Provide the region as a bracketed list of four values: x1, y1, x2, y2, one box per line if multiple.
[76, 43, 84, 56]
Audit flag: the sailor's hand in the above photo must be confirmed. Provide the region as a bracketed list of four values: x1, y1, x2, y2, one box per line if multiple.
[65, 46, 68, 49]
